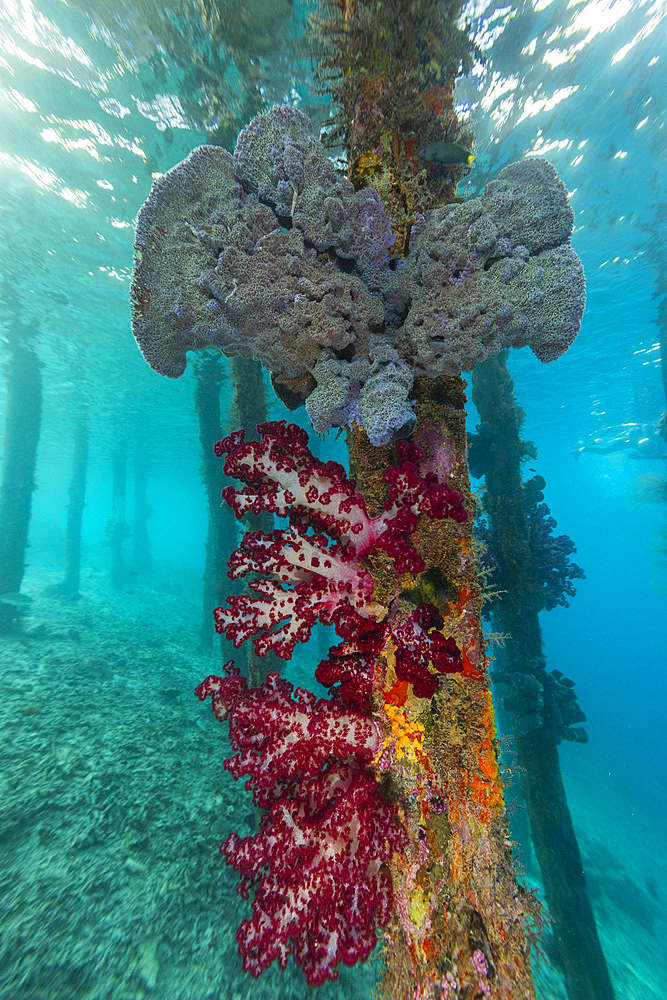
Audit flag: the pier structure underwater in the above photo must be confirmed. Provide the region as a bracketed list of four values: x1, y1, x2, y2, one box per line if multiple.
[129, 1, 593, 997]
[471, 352, 615, 1000]
[0, 285, 42, 635]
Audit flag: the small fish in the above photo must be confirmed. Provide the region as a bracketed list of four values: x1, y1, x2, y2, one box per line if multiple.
[0, 592, 32, 607]
[418, 141, 474, 166]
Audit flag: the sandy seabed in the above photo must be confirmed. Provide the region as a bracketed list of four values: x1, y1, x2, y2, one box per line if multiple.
[0, 567, 662, 1000]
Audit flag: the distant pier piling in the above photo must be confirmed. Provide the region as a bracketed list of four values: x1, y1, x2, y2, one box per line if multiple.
[108, 444, 128, 590]
[472, 352, 617, 1000]
[0, 337, 42, 632]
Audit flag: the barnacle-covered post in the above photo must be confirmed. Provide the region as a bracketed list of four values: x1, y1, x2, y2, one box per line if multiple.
[129, 38, 584, 999]
[312, 2, 575, 997]
[471, 352, 616, 1000]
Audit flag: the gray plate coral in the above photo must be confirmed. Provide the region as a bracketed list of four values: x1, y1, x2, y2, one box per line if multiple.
[131, 106, 585, 446]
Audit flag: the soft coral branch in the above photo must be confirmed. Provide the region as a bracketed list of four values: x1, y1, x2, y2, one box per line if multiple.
[195, 666, 380, 806]
[197, 421, 467, 985]
[225, 762, 405, 985]
[213, 421, 467, 659]
[216, 525, 375, 658]
[215, 422, 374, 547]
[195, 663, 403, 985]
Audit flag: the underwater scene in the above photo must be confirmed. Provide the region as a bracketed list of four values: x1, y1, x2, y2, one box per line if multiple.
[0, 1, 665, 998]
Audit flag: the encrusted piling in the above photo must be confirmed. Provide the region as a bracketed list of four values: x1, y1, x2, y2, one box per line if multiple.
[472, 352, 616, 1000]
[309, 2, 539, 994]
[348, 379, 538, 999]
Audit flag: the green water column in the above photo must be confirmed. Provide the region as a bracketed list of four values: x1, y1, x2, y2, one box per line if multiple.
[132, 444, 152, 574]
[108, 444, 128, 589]
[472, 352, 616, 1000]
[194, 353, 238, 650]
[60, 415, 89, 599]
[0, 332, 42, 632]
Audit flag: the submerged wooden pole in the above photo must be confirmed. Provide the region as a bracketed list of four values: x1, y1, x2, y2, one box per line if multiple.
[472, 352, 617, 1000]
[60, 415, 89, 599]
[349, 384, 537, 999]
[314, 2, 537, 996]
[108, 444, 127, 590]
[132, 443, 152, 575]
[0, 334, 42, 631]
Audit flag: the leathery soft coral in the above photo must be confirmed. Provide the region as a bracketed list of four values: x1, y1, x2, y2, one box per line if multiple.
[213, 420, 466, 660]
[195, 662, 405, 985]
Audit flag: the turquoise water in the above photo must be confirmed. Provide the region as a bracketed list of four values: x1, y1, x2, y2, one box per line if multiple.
[0, 1, 665, 998]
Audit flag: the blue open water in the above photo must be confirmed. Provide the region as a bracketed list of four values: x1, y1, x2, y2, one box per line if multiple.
[0, 1, 665, 998]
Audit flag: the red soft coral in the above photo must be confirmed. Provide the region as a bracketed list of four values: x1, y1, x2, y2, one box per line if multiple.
[195, 664, 403, 985]
[195, 666, 379, 807]
[196, 423, 467, 985]
[393, 603, 464, 698]
[213, 421, 467, 659]
[223, 762, 405, 985]
[315, 620, 386, 708]
[214, 525, 374, 658]
[315, 604, 463, 705]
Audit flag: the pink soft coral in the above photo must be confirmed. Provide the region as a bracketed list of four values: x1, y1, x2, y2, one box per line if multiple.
[225, 762, 404, 984]
[195, 665, 379, 806]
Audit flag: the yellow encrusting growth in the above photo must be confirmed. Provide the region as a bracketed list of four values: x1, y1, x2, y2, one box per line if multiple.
[384, 703, 425, 761]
